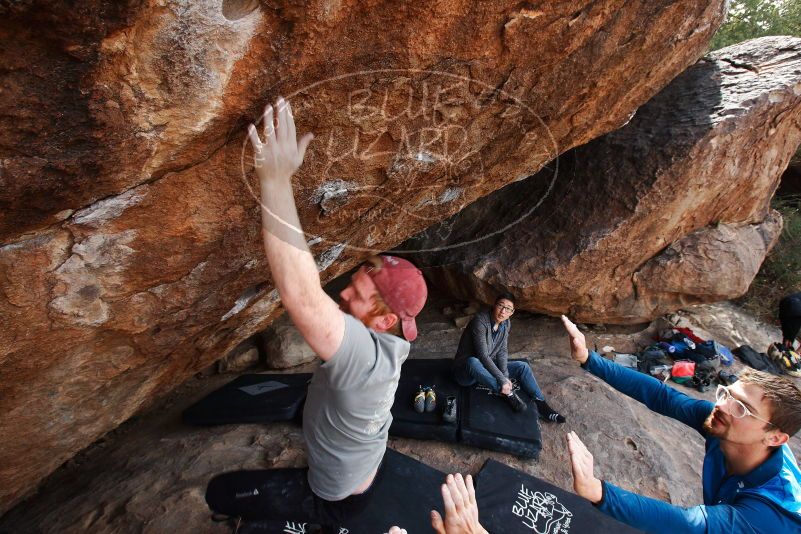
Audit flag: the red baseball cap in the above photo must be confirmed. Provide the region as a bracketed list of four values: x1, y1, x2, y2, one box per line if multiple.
[366, 255, 428, 341]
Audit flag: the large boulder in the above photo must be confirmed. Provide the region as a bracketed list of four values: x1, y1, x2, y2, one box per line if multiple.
[216, 338, 261, 373]
[406, 37, 801, 324]
[261, 314, 317, 369]
[0, 0, 725, 511]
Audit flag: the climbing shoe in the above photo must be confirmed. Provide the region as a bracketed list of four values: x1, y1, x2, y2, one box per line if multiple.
[769, 345, 801, 377]
[505, 392, 528, 413]
[413, 386, 426, 414]
[425, 387, 437, 413]
[768, 342, 784, 363]
[535, 399, 566, 423]
[442, 396, 457, 423]
[786, 351, 801, 377]
[786, 350, 801, 377]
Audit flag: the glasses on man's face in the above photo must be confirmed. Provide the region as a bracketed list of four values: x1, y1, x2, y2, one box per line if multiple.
[496, 304, 514, 314]
[715, 385, 774, 427]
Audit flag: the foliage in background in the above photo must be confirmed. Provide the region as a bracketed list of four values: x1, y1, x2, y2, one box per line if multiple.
[710, 0, 801, 50]
[737, 197, 801, 322]
[711, 2, 801, 164]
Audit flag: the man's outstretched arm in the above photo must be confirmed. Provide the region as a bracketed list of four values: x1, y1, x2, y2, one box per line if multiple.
[248, 98, 343, 361]
[567, 432, 784, 534]
[561, 316, 712, 432]
[596, 481, 785, 534]
[568, 432, 689, 529]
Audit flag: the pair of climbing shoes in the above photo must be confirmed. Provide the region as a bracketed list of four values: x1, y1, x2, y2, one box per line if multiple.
[413, 385, 436, 413]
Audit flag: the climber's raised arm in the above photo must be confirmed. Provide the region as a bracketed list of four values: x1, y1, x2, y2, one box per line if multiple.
[247, 97, 344, 361]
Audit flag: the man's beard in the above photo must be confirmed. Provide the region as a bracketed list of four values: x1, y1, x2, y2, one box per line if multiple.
[703, 408, 728, 439]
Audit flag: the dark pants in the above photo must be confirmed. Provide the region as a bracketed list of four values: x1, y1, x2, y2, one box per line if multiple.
[453, 357, 544, 400]
[779, 293, 801, 344]
[205, 459, 385, 528]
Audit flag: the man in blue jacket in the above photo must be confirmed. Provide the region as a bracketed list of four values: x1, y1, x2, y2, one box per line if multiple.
[453, 292, 565, 423]
[561, 315, 801, 533]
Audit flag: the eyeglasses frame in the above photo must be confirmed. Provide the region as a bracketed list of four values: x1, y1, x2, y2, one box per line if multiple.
[715, 384, 775, 428]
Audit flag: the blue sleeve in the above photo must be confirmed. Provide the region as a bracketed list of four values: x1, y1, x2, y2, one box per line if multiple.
[599, 482, 708, 533]
[583, 351, 713, 433]
[600, 482, 792, 534]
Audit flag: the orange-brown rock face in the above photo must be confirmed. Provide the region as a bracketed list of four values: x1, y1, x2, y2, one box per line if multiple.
[407, 37, 801, 324]
[0, 0, 725, 512]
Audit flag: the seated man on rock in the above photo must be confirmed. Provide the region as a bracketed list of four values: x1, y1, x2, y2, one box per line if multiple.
[205, 98, 427, 527]
[562, 315, 801, 533]
[452, 292, 565, 423]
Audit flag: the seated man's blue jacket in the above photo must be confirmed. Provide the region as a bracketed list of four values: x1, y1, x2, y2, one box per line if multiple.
[583, 351, 801, 533]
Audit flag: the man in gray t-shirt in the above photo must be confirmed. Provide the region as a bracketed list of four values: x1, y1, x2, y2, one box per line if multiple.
[304, 260, 425, 502]
[205, 97, 427, 526]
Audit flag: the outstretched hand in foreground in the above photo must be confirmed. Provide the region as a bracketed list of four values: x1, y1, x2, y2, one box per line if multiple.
[561, 315, 589, 364]
[388, 473, 487, 534]
[567, 431, 604, 504]
[431, 473, 488, 534]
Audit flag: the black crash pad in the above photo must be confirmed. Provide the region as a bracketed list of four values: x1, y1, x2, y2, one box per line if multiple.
[389, 358, 461, 443]
[188, 358, 543, 458]
[459, 365, 542, 459]
[183, 373, 312, 426]
[206, 449, 445, 533]
[206, 465, 311, 533]
[393, 358, 542, 458]
[339, 448, 445, 532]
[475, 459, 642, 534]
[234, 520, 313, 534]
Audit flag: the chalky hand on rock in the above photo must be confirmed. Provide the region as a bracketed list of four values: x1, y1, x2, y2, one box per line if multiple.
[247, 98, 314, 184]
[246, 96, 315, 249]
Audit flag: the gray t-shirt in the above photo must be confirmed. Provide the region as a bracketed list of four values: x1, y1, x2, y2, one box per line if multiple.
[303, 313, 410, 501]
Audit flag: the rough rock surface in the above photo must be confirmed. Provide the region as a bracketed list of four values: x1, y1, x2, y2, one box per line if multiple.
[0, 0, 727, 510]
[261, 314, 317, 369]
[216, 338, 260, 373]
[1, 293, 798, 532]
[406, 37, 801, 323]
